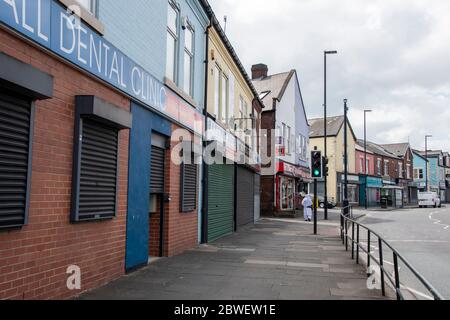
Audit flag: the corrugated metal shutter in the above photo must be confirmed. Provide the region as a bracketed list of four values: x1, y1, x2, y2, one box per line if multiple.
[0, 92, 32, 229]
[254, 174, 261, 222]
[150, 146, 165, 194]
[78, 119, 118, 221]
[207, 163, 234, 242]
[181, 162, 197, 212]
[236, 166, 255, 228]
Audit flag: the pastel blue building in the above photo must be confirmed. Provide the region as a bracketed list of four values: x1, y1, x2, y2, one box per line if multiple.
[412, 150, 428, 191]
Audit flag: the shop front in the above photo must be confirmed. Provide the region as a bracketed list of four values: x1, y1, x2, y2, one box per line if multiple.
[204, 118, 237, 243]
[275, 162, 311, 215]
[381, 179, 404, 209]
[337, 174, 360, 206]
[359, 176, 383, 208]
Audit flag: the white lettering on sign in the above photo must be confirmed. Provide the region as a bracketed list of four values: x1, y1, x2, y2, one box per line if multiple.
[4, 0, 19, 24]
[21, 0, 34, 33]
[37, 0, 48, 41]
[60, 12, 75, 54]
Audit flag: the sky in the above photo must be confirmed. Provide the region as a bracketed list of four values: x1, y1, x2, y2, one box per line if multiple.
[208, 0, 450, 151]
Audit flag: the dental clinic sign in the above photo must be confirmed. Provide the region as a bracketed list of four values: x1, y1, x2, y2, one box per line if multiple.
[0, 0, 166, 111]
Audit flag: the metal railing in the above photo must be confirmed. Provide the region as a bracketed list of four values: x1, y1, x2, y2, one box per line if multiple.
[340, 206, 444, 300]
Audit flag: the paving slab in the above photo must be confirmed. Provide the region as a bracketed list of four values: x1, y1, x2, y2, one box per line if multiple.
[79, 218, 390, 300]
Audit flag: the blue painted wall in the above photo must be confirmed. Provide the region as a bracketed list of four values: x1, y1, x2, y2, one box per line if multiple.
[125, 102, 171, 270]
[98, 0, 167, 81]
[413, 153, 427, 188]
[293, 73, 310, 169]
[98, 0, 208, 111]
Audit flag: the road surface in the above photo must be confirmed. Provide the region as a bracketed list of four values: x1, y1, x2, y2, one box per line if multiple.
[356, 206, 450, 299]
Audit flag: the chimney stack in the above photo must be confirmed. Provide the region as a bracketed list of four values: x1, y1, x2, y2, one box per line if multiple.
[251, 64, 268, 80]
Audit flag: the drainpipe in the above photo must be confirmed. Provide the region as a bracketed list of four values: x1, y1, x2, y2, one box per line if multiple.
[201, 21, 212, 244]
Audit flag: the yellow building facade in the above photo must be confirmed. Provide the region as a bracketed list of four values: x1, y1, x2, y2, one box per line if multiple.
[309, 121, 357, 204]
[206, 26, 260, 150]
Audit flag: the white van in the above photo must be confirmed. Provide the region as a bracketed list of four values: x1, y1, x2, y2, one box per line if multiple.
[418, 192, 442, 208]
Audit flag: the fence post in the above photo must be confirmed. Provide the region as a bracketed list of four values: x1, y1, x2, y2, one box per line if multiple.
[356, 224, 360, 264]
[367, 230, 371, 271]
[351, 221, 355, 260]
[393, 253, 401, 300]
[378, 238, 386, 297]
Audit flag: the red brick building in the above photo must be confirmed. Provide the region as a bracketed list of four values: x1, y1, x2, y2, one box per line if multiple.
[0, 28, 131, 299]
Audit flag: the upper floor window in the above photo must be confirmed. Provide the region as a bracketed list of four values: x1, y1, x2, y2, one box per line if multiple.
[221, 74, 229, 123]
[398, 163, 403, 178]
[377, 159, 382, 175]
[359, 158, 364, 174]
[414, 168, 424, 180]
[166, 1, 179, 83]
[77, 0, 97, 16]
[366, 159, 370, 174]
[183, 25, 194, 96]
[214, 65, 221, 118]
[384, 161, 389, 176]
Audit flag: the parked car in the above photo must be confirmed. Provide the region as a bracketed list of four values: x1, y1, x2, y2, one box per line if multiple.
[317, 196, 337, 209]
[418, 192, 442, 208]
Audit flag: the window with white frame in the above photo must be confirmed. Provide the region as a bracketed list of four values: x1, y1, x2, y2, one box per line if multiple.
[214, 65, 221, 118]
[407, 164, 411, 179]
[377, 159, 382, 175]
[366, 159, 370, 174]
[221, 74, 228, 123]
[360, 158, 364, 173]
[384, 161, 389, 175]
[399, 162, 403, 178]
[282, 123, 287, 150]
[166, 1, 179, 83]
[183, 25, 194, 95]
[76, 0, 97, 15]
[286, 126, 291, 154]
[414, 168, 424, 180]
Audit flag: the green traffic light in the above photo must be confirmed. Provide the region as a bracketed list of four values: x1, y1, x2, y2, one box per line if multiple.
[313, 169, 320, 176]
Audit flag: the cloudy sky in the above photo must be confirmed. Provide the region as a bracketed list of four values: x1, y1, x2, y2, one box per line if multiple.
[209, 0, 450, 151]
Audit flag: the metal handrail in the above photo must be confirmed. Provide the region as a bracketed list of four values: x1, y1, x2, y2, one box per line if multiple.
[340, 206, 444, 300]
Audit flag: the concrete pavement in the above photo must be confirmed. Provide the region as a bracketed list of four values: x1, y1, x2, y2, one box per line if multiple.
[80, 218, 388, 300]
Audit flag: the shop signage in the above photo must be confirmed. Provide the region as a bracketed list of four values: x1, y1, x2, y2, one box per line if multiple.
[0, 0, 204, 134]
[277, 161, 310, 179]
[366, 176, 383, 188]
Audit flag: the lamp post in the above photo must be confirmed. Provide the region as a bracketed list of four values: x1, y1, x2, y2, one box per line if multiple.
[364, 110, 372, 209]
[425, 135, 432, 192]
[323, 50, 338, 220]
[343, 99, 349, 216]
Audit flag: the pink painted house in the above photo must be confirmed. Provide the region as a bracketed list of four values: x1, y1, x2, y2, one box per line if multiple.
[356, 144, 375, 176]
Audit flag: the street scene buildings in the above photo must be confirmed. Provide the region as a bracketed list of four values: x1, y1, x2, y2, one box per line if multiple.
[0, 0, 449, 302]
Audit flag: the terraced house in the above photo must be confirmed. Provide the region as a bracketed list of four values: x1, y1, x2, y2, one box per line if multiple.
[203, 5, 263, 242]
[0, 0, 213, 299]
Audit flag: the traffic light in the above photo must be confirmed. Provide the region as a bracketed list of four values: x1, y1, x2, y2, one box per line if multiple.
[311, 151, 323, 179]
[323, 156, 329, 177]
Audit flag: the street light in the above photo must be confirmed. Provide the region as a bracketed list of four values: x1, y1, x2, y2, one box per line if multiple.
[323, 50, 338, 220]
[364, 109, 372, 209]
[343, 99, 349, 216]
[425, 135, 432, 192]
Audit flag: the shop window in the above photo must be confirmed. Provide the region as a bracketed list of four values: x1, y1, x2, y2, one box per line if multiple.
[71, 96, 131, 222]
[280, 177, 294, 210]
[0, 92, 34, 229]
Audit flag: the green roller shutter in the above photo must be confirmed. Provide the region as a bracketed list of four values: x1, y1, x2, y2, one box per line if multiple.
[207, 163, 234, 242]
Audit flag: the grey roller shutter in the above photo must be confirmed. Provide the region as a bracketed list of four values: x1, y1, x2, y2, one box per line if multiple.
[78, 119, 118, 221]
[150, 146, 165, 194]
[0, 92, 32, 229]
[236, 166, 255, 228]
[181, 161, 197, 212]
[207, 163, 234, 242]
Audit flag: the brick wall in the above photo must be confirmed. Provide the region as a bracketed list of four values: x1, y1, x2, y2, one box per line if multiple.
[261, 176, 275, 216]
[0, 29, 129, 300]
[149, 124, 198, 258]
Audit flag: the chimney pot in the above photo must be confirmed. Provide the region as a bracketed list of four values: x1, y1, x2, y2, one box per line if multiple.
[251, 64, 268, 80]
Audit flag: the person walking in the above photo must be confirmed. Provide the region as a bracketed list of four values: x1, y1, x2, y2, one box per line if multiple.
[302, 193, 313, 222]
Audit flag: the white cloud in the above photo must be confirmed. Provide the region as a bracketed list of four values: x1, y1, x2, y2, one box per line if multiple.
[209, 0, 450, 151]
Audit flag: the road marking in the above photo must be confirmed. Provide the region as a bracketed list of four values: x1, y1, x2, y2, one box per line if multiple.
[428, 212, 450, 230]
